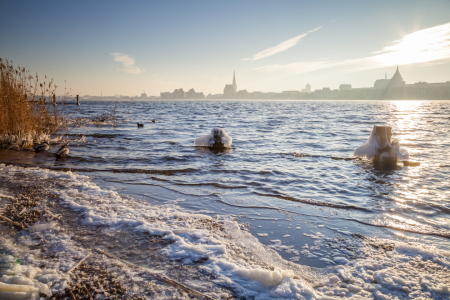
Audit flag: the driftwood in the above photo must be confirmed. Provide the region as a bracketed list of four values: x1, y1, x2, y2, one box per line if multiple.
[94, 248, 216, 300]
[404, 161, 420, 167]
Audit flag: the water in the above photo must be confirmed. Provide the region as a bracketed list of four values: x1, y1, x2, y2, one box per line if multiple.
[2, 99, 450, 267]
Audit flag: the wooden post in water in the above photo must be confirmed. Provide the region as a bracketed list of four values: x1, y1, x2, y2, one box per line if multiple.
[52, 94, 57, 125]
[76, 95, 80, 106]
[373, 125, 397, 168]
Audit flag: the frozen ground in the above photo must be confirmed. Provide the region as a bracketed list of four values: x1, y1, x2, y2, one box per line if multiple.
[0, 164, 449, 299]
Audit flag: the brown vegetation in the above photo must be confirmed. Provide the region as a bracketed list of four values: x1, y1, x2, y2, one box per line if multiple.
[0, 58, 60, 148]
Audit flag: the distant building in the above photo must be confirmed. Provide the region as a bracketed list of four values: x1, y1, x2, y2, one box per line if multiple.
[185, 88, 205, 99]
[140, 91, 148, 98]
[386, 66, 406, 89]
[374, 73, 390, 90]
[173, 88, 185, 99]
[186, 88, 195, 99]
[236, 89, 249, 99]
[160, 88, 204, 99]
[282, 91, 300, 99]
[206, 93, 223, 99]
[381, 66, 406, 99]
[223, 71, 237, 98]
[160, 92, 172, 99]
[313, 87, 338, 99]
[249, 91, 263, 99]
[301, 84, 311, 93]
[339, 84, 352, 90]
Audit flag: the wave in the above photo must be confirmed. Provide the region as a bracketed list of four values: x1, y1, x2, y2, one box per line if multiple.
[46, 166, 197, 176]
[253, 191, 371, 212]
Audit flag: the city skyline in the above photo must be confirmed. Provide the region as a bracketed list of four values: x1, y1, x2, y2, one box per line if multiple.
[81, 66, 449, 100]
[1, 0, 450, 97]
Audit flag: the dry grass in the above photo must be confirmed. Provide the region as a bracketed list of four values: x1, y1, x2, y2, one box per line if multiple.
[0, 58, 61, 149]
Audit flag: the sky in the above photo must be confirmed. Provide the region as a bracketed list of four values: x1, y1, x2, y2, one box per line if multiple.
[1, 0, 450, 97]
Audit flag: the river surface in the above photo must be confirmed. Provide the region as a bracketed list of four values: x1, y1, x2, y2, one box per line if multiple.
[2, 99, 449, 268]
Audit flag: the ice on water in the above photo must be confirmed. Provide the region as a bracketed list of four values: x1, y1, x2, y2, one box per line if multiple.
[194, 127, 232, 148]
[354, 125, 409, 160]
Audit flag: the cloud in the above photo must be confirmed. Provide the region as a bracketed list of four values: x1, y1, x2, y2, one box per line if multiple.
[251, 22, 450, 75]
[251, 60, 336, 75]
[248, 27, 322, 61]
[345, 21, 450, 71]
[110, 52, 145, 74]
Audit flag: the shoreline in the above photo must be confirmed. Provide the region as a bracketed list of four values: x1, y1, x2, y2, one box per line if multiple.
[0, 163, 232, 299]
[0, 162, 322, 299]
[0, 154, 449, 299]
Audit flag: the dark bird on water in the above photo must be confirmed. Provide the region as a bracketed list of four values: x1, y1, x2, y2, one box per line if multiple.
[55, 145, 70, 158]
[34, 142, 49, 152]
[152, 119, 156, 123]
[137, 123, 144, 127]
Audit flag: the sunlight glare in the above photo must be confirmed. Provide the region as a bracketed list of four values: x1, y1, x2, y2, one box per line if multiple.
[372, 22, 450, 67]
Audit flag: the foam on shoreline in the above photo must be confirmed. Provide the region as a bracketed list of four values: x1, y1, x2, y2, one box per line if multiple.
[1, 164, 449, 299]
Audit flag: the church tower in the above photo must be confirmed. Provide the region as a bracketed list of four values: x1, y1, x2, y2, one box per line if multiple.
[381, 65, 406, 99]
[232, 71, 237, 92]
[388, 65, 405, 89]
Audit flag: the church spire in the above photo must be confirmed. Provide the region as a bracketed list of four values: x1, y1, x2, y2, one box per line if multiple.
[232, 71, 237, 92]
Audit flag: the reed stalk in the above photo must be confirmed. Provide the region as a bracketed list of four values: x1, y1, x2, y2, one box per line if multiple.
[0, 58, 60, 148]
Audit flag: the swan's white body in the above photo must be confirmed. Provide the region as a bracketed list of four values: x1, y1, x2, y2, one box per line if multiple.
[195, 128, 232, 148]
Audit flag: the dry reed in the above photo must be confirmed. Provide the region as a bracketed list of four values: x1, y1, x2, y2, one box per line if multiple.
[0, 58, 60, 148]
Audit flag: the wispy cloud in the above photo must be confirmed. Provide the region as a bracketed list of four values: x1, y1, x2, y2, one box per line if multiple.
[248, 27, 322, 61]
[110, 52, 146, 74]
[252, 22, 450, 75]
[346, 21, 450, 70]
[252, 60, 335, 75]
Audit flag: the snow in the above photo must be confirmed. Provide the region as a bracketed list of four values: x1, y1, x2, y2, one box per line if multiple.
[27, 223, 55, 233]
[333, 257, 349, 265]
[194, 128, 232, 148]
[354, 125, 409, 160]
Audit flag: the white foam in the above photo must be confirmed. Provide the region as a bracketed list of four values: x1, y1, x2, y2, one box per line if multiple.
[3, 164, 449, 299]
[0, 164, 317, 299]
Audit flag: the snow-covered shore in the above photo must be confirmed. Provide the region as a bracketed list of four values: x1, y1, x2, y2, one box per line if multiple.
[1, 163, 449, 299]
